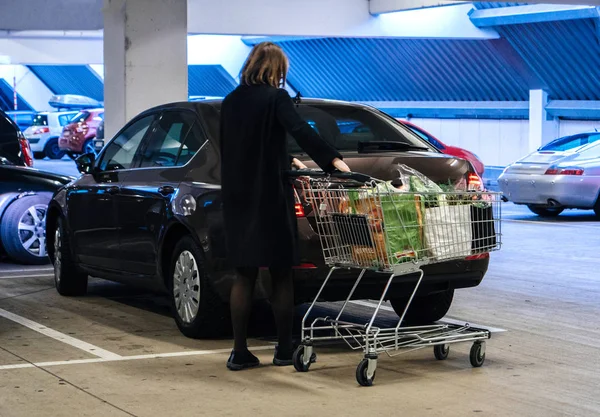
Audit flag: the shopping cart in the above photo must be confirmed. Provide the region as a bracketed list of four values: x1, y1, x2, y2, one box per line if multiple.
[289, 171, 502, 386]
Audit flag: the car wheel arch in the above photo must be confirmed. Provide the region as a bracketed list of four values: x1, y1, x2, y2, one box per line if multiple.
[45, 204, 64, 261]
[159, 222, 205, 286]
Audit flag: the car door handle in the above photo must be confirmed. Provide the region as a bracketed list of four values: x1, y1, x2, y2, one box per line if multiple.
[158, 185, 175, 196]
[106, 186, 119, 195]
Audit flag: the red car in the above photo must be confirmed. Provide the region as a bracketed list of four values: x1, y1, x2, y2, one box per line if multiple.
[59, 109, 104, 157]
[400, 120, 485, 176]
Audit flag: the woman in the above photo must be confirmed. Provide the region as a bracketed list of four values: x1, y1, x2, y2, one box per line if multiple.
[220, 42, 350, 370]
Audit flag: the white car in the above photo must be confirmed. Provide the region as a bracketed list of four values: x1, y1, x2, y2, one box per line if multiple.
[24, 111, 78, 159]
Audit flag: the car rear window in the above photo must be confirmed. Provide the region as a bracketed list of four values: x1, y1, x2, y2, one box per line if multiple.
[541, 133, 600, 151]
[32, 114, 49, 126]
[287, 104, 433, 154]
[69, 111, 90, 124]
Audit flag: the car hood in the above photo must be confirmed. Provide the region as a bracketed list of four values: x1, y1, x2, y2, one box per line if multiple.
[300, 151, 472, 184]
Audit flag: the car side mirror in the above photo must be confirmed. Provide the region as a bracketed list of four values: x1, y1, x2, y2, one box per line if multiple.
[76, 152, 96, 174]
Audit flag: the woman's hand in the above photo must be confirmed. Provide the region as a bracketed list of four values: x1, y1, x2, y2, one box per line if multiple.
[332, 158, 350, 173]
[291, 158, 307, 170]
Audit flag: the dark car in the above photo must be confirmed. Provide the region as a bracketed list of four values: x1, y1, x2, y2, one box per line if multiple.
[46, 99, 488, 338]
[0, 110, 73, 264]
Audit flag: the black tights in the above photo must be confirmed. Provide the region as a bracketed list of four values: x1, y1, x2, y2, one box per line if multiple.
[231, 267, 294, 354]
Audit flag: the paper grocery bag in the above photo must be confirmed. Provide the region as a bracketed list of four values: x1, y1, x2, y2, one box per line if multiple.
[424, 205, 472, 261]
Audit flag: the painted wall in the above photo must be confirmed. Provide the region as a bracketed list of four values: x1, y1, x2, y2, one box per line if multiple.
[558, 120, 600, 137]
[0, 64, 54, 111]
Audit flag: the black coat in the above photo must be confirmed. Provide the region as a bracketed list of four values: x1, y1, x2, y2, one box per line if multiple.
[220, 85, 342, 268]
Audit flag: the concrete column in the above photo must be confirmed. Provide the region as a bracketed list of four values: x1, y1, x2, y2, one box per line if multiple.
[528, 89, 558, 152]
[103, 0, 188, 138]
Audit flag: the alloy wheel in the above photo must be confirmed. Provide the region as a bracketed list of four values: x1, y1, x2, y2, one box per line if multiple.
[173, 250, 201, 324]
[17, 204, 47, 258]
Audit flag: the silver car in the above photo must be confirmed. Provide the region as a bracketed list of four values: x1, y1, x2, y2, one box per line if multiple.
[24, 111, 78, 159]
[499, 137, 600, 217]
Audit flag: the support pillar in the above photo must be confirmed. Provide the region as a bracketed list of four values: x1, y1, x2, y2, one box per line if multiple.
[528, 89, 558, 152]
[103, 0, 188, 138]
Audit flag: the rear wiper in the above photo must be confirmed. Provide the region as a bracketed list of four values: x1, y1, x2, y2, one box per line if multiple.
[358, 141, 429, 153]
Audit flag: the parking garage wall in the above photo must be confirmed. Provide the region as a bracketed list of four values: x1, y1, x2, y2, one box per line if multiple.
[407, 118, 600, 168]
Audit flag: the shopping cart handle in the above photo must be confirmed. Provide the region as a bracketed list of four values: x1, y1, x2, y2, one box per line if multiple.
[287, 169, 372, 183]
[330, 171, 373, 183]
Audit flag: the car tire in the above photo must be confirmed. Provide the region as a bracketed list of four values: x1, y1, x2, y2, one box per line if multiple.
[527, 205, 563, 217]
[52, 217, 88, 296]
[0, 195, 51, 265]
[389, 289, 454, 325]
[82, 138, 96, 156]
[44, 138, 66, 160]
[169, 235, 230, 339]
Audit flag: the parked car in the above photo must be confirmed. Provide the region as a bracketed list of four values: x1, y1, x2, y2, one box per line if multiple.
[399, 120, 485, 176]
[499, 139, 600, 217]
[46, 99, 488, 338]
[6, 110, 37, 131]
[58, 109, 104, 157]
[24, 111, 78, 159]
[0, 109, 72, 264]
[1, 110, 34, 168]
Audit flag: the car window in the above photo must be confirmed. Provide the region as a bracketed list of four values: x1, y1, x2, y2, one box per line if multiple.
[287, 104, 433, 153]
[58, 114, 75, 126]
[407, 125, 443, 150]
[139, 111, 205, 168]
[69, 111, 90, 124]
[32, 114, 49, 126]
[541, 133, 600, 151]
[98, 115, 154, 171]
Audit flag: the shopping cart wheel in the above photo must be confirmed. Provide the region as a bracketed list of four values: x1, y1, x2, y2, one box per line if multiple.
[356, 358, 376, 387]
[433, 344, 450, 360]
[293, 345, 313, 372]
[469, 342, 486, 367]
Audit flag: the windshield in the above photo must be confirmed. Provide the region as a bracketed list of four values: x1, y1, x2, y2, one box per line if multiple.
[287, 104, 435, 154]
[69, 111, 90, 124]
[541, 133, 600, 151]
[32, 114, 49, 126]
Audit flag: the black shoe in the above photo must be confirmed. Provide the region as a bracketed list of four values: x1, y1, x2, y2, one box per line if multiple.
[273, 345, 317, 367]
[273, 346, 294, 366]
[226, 350, 260, 371]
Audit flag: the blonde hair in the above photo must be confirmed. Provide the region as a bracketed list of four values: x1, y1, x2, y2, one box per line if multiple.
[240, 42, 289, 88]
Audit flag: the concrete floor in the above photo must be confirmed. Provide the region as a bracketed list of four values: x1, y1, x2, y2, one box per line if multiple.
[1, 204, 600, 416]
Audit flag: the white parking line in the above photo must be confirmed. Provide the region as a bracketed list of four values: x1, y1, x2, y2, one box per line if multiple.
[349, 300, 506, 333]
[0, 268, 53, 274]
[0, 345, 275, 370]
[0, 308, 122, 360]
[0, 274, 55, 280]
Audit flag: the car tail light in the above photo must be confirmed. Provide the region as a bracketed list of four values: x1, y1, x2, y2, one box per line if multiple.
[295, 203, 305, 217]
[465, 253, 489, 261]
[33, 127, 50, 134]
[293, 263, 317, 269]
[19, 138, 34, 167]
[545, 167, 584, 175]
[467, 172, 483, 191]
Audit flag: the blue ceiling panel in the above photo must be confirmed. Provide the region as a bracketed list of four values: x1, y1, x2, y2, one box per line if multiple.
[278, 38, 530, 102]
[188, 65, 237, 97]
[27, 65, 104, 101]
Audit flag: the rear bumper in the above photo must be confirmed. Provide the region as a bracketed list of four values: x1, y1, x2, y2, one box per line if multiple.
[293, 217, 489, 303]
[59, 134, 83, 152]
[499, 173, 600, 208]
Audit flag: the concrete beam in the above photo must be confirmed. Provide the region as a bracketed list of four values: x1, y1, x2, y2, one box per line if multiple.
[188, 1, 497, 39]
[470, 4, 600, 27]
[369, 0, 464, 15]
[365, 101, 529, 119]
[0, 0, 103, 31]
[0, 38, 103, 64]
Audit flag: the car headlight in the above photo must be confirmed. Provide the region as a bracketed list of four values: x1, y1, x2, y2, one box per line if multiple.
[173, 193, 197, 216]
